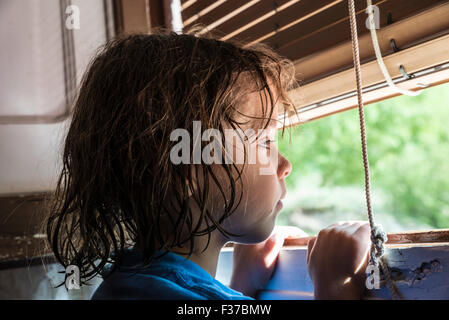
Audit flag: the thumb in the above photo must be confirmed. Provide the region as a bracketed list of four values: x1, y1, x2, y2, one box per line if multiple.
[263, 232, 285, 268]
[307, 237, 316, 264]
[265, 231, 285, 251]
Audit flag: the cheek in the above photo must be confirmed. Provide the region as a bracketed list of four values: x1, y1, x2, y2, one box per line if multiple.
[219, 166, 280, 243]
[246, 173, 279, 211]
[234, 166, 280, 221]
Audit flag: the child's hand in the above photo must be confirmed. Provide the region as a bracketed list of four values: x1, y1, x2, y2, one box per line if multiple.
[230, 226, 307, 298]
[307, 221, 371, 300]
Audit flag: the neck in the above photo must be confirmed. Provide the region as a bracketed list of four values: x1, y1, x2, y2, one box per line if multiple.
[183, 232, 228, 278]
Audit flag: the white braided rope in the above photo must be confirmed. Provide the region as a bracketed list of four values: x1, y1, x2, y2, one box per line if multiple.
[366, 0, 422, 97]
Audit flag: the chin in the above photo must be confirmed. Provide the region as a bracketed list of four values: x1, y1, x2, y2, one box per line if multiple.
[245, 218, 276, 244]
[225, 205, 278, 244]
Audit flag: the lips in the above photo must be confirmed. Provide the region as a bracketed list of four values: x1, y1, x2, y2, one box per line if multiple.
[276, 199, 283, 210]
[276, 184, 286, 210]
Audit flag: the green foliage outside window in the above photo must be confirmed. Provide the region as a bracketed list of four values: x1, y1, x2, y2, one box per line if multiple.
[277, 82, 449, 234]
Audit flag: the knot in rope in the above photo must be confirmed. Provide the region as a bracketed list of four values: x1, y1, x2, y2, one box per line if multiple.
[370, 225, 387, 265]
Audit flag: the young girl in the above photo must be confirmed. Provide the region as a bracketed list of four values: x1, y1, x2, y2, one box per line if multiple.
[45, 30, 371, 300]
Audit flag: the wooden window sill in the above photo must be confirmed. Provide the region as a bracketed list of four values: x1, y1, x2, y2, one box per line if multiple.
[218, 229, 449, 300]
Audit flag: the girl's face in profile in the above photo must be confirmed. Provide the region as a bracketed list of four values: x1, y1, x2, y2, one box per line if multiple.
[218, 87, 292, 244]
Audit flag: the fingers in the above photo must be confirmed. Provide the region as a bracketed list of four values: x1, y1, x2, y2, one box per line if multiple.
[353, 221, 371, 235]
[354, 223, 372, 267]
[327, 220, 367, 229]
[337, 222, 372, 274]
[345, 221, 369, 235]
[325, 221, 370, 239]
[313, 221, 372, 264]
[273, 225, 308, 238]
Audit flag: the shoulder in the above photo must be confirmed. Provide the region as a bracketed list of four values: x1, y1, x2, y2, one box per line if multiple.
[91, 272, 206, 300]
[91, 249, 253, 300]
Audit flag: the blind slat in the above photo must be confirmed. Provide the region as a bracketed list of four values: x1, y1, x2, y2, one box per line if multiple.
[194, 0, 292, 38]
[183, 0, 244, 30]
[226, 0, 344, 44]
[181, 0, 197, 11]
[277, 0, 444, 64]
[182, 0, 217, 25]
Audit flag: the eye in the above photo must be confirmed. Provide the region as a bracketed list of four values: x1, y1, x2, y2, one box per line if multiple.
[260, 139, 275, 148]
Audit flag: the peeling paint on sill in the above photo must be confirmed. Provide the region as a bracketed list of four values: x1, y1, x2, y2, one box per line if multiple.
[381, 259, 442, 286]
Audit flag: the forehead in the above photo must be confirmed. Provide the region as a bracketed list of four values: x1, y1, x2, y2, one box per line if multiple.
[237, 86, 279, 130]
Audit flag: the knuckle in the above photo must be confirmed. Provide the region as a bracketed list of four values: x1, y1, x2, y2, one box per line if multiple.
[317, 229, 327, 239]
[358, 223, 371, 234]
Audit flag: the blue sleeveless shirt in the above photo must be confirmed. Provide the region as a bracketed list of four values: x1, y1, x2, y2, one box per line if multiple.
[91, 248, 253, 300]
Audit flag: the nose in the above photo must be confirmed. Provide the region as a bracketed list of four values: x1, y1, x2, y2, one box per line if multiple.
[277, 152, 292, 180]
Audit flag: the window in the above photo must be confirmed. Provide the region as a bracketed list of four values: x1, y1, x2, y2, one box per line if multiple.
[0, 0, 67, 120]
[0, 0, 113, 124]
[277, 82, 449, 234]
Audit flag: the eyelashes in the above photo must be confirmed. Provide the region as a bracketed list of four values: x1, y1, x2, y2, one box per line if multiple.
[259, 139, 275, 148]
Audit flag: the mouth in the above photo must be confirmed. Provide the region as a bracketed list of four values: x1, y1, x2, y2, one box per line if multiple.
[276, 184, 286, 210]
[276, 199, 283, 210]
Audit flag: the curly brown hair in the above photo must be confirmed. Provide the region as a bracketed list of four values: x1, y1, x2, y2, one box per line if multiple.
[45, 28, 298, 284]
